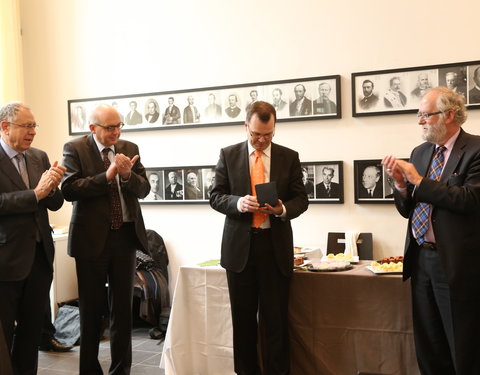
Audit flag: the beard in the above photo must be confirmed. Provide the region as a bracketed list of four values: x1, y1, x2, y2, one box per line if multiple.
[422, 117, 447, 144]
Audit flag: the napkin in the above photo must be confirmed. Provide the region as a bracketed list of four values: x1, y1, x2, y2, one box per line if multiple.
[344, 231, 360, 257]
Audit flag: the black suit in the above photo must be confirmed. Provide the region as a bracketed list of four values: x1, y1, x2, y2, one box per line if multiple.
[210, 141, 308, 374]
[289, 98, 312, 116]
[0, 145, 63, 374]
[359, 184, 383, 198]
[315, 181, 340, 198]
[394, 129, 480, 374]
[165, 183, 183, 200]
[62, 134, 149, 374]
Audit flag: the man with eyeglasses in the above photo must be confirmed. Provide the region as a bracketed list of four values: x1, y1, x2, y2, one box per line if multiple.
[210, 101, 309, 375]
[383, 87, 480, 374]
[0, 101, 65, 374]
[62, 104, 150, 374]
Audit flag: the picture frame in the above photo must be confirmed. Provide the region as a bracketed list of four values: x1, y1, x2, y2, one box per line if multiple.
[68, 75, 341, 135]
[140, 166, 215, 204]
[353, 159, 406, 204]
[301, 161, 344, 204]
[352, 60, 480, 117]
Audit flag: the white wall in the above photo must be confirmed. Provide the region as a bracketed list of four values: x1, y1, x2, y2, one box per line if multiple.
[19, 0, 480, 289]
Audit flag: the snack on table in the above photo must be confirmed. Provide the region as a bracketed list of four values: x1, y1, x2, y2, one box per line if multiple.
[370, 260, 403, 273]
[293, 254, 305, 266]
[325, 253, 353, 261]
[380, 256, 404, 264]
[309, 260, 351, 272]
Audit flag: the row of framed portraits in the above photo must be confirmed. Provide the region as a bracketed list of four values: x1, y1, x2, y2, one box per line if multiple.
[68, 59, 480, 135]
[140, 159, 401, 205]
[68, 75, 341, 134]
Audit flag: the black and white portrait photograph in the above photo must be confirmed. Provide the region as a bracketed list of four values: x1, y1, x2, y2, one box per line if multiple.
[184, 169, 203, 200]
[224, 92, 242, 119]
[468, 64, 480, 105]
[142, 170, 164, 201]
[312, 80, 337, 115]
[438, 66, 467, 99]
[289, 83, 312, 117]
[354, 159, 394, 203]
[71, 104, 87, 131]
[124, 99, 143, 126]
[301, 161, 343, 204]
[204, 92, 223, 122]
[144, 98, 160, 124]
[408, 70, 437, 105]
[164, 169, 184, 200]
[203, 168, 216, 200]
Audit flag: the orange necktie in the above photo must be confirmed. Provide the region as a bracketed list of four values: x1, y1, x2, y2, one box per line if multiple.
[251, 149, 267, 228]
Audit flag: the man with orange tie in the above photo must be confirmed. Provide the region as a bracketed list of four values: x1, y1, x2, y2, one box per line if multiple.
[210, 101, 309, 375]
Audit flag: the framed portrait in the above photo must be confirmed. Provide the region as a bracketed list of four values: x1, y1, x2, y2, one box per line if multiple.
[67, 75, 341, 135]
[301, 161, 344, 204]
[352, 60, 480, 117]
[140, 165, 215, 204]
[353, 159, 408, 204]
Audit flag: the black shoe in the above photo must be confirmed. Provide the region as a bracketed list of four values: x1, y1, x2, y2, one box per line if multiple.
[39, 337, 73, 352]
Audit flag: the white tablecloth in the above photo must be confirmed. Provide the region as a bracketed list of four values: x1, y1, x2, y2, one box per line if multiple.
[160, 265, 234, 375]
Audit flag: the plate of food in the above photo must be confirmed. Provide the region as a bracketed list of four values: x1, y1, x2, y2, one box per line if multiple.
[322, 253, 359, 264]
[307, 261, 353, 272]
[367, 260, 403, 275]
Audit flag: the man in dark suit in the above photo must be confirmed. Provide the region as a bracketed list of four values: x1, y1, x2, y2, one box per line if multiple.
[468, 66, 480, 104]
[165, 170, 183, 200]
[0, 101, 65, 374]
[384, 76, 407, 108]
[210, 101, 309, 374]
[359, 165, 383, 198]
[312, 82, 336, 115]
[62, 104, 150, 374]
[289, 83, 312, 116]
[315, 166, 340, 198]
[358, 79, 379, 110]
[125, 101, 142, 125]
[225, 94, 241, 118]
[183, 95, 200, 124]
[163, 97, 181, 125]
[383, 87, 480, 374]
[144, 99, 159, 123]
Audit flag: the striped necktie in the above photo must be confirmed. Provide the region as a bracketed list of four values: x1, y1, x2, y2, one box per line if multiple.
[411, 146, 446, 244]
[16, 153, 30, 188]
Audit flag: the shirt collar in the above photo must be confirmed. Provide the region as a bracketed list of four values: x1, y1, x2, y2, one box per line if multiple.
[92, 134, 115, 154]
[0, 138, 24, 160]
[437, 128, 461, 151]
[247, 141, 271, 159]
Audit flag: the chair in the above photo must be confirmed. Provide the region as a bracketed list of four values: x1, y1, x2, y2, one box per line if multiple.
[327, 232, 373, 260]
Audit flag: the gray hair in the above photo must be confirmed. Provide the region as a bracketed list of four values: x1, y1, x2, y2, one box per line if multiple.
[430, 87, 467, 126]
[0, 101, 31, 123]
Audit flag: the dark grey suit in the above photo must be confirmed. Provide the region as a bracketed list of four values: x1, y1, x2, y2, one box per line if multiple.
[394, 129, 480, 374]
[0, 145, 63, 374]
[210, 141, 308, 374]
[62, 134, 149, 374]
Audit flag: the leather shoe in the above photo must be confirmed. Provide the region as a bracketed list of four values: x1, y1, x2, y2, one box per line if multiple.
[39, 337, 73, 352]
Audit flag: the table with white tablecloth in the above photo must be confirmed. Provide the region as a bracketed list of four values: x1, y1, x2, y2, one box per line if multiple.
[161, 263, 420, 375]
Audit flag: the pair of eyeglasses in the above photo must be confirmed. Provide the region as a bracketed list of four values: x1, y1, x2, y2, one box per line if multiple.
[247, 125, 274, 140]
[94, 122, 124, 132]
[416, 111, 444, 119]
[9, 122, 40, 129]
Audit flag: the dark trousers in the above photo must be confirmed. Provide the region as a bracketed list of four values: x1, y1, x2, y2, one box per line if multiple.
[0, 243, 52, 375]
[411, 245, 456, 375]
[41, 295, 56, 343]
[75, 223, 137, 375]
[226, 230, 291, 375]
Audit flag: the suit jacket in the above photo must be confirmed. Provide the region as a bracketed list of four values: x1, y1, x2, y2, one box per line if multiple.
[0, 146, 64, 281]
[316, 182, 340, 198]
[225, 106, 241, 118]
[165, 183, 183, 200]
[289, 98, 312, 116]
[185, 184, 202, 200]
[469, 86, 480, 104]
[183, 106, 200, 124]
[145, 111, 159, 123]
[393, 129, 480, 371]
[61, 134, 149, 257]
[359, 184, 383, 198]
[210, 141, 309, 276]
[125, 110, 142, 125]
[358, 94, 379, 110]
[312, 98, 336, 114]
[163, 106, 181, 124]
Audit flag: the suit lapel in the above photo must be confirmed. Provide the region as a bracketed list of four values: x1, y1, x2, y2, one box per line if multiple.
[0, 146, 28, 189]
[441, 129, 466, 182]
[87, 133, 106, 172]
[25, 149, 43, 188]
[417, 143, 436, 177]
[270, 143, 281, 183]
[240, 141, 252, 194]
